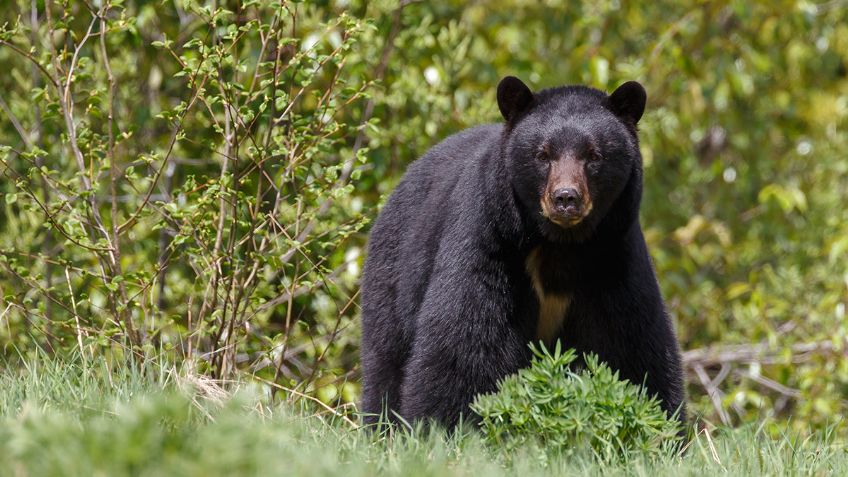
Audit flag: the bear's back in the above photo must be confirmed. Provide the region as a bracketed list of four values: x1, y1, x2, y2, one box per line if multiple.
[369, 123, 502, 250]
[398, 123, 501, 210]
[361, 124, 502, 335]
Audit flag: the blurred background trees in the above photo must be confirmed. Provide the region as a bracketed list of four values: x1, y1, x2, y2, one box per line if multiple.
[1, 0, 847, 435]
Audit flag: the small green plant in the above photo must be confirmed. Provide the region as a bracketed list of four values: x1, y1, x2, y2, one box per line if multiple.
[471, 342, 682, 462]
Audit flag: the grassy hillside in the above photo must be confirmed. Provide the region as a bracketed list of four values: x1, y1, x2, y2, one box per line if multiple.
[0, 356, 844, 476]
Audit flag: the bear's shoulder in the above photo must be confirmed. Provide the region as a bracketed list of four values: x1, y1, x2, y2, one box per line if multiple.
[418, 124, 502, 166]
[393, 123, 503, 204]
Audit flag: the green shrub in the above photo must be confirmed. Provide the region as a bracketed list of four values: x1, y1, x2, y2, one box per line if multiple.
[472, 343, 682, 461]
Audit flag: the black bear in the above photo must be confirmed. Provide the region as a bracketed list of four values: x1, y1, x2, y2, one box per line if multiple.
[360, 76, 685, 428]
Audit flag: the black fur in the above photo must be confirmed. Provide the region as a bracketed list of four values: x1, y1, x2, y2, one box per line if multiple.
[360, 77, 685, 429]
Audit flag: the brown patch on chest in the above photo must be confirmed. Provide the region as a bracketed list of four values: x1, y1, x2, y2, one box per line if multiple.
[525, 247, 571, 344]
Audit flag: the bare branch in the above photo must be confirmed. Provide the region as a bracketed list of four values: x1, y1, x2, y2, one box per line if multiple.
[683, 340, 842, 368]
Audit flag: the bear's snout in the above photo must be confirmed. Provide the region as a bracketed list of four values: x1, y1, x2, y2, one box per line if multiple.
[541, 182, 591, 226]
[541, 156, 592, 227]
[551, 187, 582, 217]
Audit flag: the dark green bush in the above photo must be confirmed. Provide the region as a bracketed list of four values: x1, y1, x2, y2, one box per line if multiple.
[472, 343, 681, 461]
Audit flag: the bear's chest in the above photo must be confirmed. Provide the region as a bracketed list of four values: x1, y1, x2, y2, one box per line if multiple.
[524, 247, 572, 344]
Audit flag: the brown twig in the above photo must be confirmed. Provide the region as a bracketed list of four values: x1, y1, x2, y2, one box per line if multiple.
[683, 340, 841, 367]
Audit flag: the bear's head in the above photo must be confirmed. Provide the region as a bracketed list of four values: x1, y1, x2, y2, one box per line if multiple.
[497, 76, 646, 243]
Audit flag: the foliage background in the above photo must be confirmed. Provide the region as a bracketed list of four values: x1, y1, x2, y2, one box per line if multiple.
[1, 0, 847, 436]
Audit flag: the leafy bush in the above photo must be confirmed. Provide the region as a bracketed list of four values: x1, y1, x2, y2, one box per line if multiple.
[472, 343, 682, 461]
[0, 0, 373, 401]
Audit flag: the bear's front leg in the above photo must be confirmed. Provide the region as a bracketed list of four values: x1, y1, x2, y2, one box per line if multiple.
[397, 267, 531, 428]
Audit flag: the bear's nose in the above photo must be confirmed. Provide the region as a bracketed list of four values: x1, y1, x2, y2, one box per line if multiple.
[552, 187, 581, 213]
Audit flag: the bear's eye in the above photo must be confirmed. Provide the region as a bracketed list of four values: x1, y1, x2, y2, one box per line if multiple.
[588, 149, 603, 162]
[535, 148, 551, 162]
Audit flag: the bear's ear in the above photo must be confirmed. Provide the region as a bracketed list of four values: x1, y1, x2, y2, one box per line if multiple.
[608, 81, 646, 125]
[497, 76, 535, 122]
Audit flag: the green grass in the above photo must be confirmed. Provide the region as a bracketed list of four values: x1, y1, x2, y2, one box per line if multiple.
[0, 355, 845, 476]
